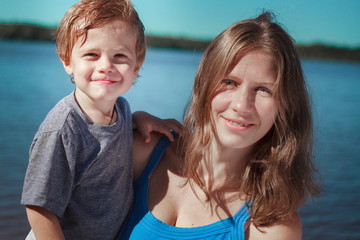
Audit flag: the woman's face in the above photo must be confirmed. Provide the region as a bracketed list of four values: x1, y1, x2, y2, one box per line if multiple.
[211, 51, 278, 151]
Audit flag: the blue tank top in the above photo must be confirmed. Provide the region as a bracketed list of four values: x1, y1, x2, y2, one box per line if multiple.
[120, 135, 250, 240]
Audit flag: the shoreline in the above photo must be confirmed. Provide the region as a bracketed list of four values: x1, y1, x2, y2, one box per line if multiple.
[1, 23, 360, 62]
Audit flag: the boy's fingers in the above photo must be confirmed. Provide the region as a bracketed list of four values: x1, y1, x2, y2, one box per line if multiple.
[164, 119, 183, 134]
[144, 136, 151, 143]
[136, 126, 151, 143]
[161, 129, 175, 142]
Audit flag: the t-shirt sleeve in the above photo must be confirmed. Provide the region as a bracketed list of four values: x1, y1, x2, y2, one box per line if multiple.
[21, 130, 74, 217]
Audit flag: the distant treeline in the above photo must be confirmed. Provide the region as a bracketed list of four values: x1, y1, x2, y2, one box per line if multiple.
[1, 23, 360, 62]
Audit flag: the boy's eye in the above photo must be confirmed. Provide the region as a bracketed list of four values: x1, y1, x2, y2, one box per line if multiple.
[115, 53, 126, 58]
[84, 53, 98, 58]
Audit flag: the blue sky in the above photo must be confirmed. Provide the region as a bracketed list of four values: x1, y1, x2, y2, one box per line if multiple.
[1, 0, 360, 48]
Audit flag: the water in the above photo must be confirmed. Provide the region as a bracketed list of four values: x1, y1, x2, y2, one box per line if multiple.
[1, 40, 359, 239]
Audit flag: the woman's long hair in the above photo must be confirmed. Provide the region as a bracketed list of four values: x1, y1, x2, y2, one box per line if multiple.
[180, 11, 321, 226]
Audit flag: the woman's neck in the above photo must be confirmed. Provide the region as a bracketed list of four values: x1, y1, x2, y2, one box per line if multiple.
[200, 141, 252, 190]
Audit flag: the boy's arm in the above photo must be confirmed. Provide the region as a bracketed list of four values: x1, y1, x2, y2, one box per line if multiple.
[26, 205, 65, 240]
[133, 130, 163, 180]
[132, 111, 182, 143]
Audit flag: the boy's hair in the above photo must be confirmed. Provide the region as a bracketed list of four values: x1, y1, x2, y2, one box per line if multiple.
[55, 0, 145, 68]
[181, 11, 321, 226]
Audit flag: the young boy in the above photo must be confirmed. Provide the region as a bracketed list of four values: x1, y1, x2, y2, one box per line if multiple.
[21, 0, 180, 239]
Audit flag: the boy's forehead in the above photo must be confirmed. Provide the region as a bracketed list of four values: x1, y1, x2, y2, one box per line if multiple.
[73, 20, 137, 41]
[73, 21, 138, 50]
[74, 19, 135, 35]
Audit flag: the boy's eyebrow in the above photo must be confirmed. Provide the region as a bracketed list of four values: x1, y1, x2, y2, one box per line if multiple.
[78, 46, 131, 52]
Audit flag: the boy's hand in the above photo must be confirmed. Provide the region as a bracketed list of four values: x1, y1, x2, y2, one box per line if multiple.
[132, 111, 183, 143]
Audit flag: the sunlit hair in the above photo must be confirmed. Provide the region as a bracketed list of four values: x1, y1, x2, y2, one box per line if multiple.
[55, 0, 145, 69]
[181, 11, 321, 226]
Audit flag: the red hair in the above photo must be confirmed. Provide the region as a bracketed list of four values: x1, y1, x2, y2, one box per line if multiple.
[55, 0, 145, 69]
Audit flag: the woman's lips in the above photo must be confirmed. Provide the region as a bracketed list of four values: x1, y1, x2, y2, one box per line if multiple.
[222, 116, 254, 130]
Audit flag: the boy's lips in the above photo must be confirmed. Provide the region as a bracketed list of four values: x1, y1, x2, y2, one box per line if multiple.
[92, 79, 117, 84]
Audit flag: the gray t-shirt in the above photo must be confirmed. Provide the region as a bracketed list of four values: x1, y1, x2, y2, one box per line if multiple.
[21, 92, 133, 240]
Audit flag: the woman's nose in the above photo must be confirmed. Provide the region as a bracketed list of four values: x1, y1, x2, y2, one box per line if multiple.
[231, 88, 253, 114]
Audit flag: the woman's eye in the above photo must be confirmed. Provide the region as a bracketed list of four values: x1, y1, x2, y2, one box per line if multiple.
[256, 86, 273, 95]
[221, 79, 238, 86]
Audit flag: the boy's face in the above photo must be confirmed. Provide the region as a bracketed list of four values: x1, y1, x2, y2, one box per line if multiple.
[62, 21, 139, 103]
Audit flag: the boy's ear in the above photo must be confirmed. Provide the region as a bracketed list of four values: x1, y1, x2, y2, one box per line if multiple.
[133, 61, 143, 78]
[61, 59, 73, 75]
[133, 67, 140, 78]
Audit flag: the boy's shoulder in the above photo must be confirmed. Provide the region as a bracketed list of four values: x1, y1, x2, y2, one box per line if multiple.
[115, 96, 130, 113]
[35, 95, 131, 137]
[36, 94, 82, 135]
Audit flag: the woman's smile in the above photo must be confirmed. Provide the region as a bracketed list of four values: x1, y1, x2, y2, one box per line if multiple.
[221, 116, 254, 131]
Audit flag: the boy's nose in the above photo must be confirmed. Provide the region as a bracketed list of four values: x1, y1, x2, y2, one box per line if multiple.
[98, 57, 113, 73]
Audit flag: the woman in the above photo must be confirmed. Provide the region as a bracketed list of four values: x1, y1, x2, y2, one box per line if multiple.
[122, 12, 321, 239]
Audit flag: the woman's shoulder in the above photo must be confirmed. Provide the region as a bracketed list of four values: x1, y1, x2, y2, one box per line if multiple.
[247, 212, 302, 240]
